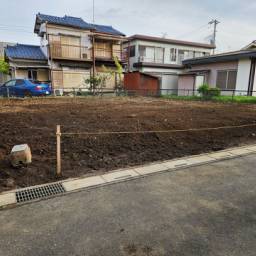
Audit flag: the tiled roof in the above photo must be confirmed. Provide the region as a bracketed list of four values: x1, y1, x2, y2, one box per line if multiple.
[37, 13, 93, 30]
[90, 24, 125, 36]
[5, 44, 47, 60]
[35, 13, 125, 36]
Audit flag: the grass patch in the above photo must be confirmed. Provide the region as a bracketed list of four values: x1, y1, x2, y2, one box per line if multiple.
[162, 94, 256, 104]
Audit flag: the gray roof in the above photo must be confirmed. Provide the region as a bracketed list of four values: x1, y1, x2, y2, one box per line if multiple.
[127, 34, 215, 49]
[5, 44, 47, 60]
[183, 49, 256, 66]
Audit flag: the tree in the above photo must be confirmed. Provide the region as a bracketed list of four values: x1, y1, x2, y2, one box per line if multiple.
[84, 56, 124, 94]
[113, 56, 123, 89]
[0, 59, 9, 74]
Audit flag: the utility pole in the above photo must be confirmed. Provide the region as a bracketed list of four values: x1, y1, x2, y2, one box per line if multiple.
[92, 0, 95, 24]
[209, 19, 220, 54]
[92, 0, 96, 93]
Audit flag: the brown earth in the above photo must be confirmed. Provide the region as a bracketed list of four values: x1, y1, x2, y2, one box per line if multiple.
[0, 97, 256, 192]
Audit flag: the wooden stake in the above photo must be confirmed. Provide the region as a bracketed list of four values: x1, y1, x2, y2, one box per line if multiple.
[56, 125, 61, 177]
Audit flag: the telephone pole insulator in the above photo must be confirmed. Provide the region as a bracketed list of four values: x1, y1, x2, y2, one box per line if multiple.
[209, 19, 220, 54]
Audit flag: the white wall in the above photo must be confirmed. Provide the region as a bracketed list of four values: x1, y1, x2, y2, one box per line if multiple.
[124, 39, 212, 72]
[236, 59, 251, 95]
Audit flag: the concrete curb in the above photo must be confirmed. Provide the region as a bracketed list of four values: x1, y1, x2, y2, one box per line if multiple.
[1, 144, 256, 209]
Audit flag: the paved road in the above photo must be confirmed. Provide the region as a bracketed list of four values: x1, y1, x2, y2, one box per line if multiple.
[1, 154, 256, 256]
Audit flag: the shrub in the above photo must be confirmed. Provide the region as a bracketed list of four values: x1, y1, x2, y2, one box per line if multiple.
[198, 84, 220, 99]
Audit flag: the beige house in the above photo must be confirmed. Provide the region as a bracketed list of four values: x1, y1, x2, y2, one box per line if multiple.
[34, 13, 126, 91]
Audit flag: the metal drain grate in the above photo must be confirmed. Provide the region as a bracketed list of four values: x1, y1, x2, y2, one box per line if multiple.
[16, 183, 66, 203]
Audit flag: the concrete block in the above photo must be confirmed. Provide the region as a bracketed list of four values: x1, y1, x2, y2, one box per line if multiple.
[0, 193, 16, 207]
[245, 145, 256, 152]
[102, 169, 139, 182]
[186, 155, 215, 165]
[62, 176, 105, 192]
[207, 151, 234, 160]
[134, 163, 168, 175]
[228, 148, 252, 156]
[10, 144, 32, 167]
[163, 159, 189, 169]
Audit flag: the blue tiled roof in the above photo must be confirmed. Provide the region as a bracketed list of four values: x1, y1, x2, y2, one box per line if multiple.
[5, 44, 47, 60]
[37, 13, 93, 30]
[90, 24, 125, 36]
[36, 13, 125, 36]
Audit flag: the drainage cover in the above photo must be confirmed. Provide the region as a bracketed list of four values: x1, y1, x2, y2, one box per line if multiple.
[16, 183, 65, 203]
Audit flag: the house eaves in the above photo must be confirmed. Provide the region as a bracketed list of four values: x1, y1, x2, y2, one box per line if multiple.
[127, 34, 215, 49]
[134, 62, 184, 69]
[183, 50, 256, 66]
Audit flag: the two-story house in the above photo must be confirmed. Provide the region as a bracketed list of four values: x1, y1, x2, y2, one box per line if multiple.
[123, 34, 215, 93]
[33, 13, 126, 91]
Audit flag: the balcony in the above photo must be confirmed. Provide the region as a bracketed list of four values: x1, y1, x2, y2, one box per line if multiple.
[49, 44, 127, 62]
[50, 44, 92, 61]
[95, 47, 127, 62]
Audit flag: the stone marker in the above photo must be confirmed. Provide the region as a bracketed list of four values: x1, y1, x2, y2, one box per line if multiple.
[10, 144, 32, 167]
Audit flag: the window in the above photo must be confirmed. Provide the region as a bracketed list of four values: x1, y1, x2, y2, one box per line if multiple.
[227, 70, 237, 89]
[129, 45, 136, 57]
[155, 47, 164, 63]
[216, 70, 237, 90]
[194, 51, 202, 58]
[15, 79, 24, 86]
[139, 45, 146, 57]
[5, 80, 15, 87]
[178, 50, 185, 64]
[28, 70, 37, 80]
[170, 48, 177, 62]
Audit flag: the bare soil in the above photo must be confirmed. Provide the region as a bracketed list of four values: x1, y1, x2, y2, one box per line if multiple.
[0, 97, 256, 192]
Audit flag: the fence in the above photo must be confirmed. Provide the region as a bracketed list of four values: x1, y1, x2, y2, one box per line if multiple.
[1, 86, 256, 102]
[51, 87, 256, 100]
[55, 123, 256, 176]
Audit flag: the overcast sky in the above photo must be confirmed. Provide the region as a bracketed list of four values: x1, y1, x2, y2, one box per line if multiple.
[1, 0, 255, 53]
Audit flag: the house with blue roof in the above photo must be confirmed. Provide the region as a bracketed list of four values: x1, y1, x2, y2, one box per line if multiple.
[33, 13, 126, 90]
[5, 44, 50, 82]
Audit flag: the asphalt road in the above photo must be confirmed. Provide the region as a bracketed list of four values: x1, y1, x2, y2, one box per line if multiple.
[0, 154, 256, 256]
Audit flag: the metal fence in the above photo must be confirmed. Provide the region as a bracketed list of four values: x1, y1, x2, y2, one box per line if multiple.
[1, 86, 256, 101]
[53, 87, 256, 99]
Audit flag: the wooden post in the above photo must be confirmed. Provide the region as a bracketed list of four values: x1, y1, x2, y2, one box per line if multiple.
[56, 125, 61, 177]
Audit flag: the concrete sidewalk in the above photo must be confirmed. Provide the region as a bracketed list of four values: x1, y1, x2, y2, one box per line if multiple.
[1, 154, 256, 256]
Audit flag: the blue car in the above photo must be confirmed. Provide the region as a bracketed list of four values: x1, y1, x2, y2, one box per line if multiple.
[0, 79, 52, 97]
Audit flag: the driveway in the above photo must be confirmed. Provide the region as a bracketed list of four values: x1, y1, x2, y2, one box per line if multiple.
[0, 154, 256, 256]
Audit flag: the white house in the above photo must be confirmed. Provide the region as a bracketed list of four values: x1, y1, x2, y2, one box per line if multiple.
[123, 34, 215, 94]
[178, 42, 256, 96]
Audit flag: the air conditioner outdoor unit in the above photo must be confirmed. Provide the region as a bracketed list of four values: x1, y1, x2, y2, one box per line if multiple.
[54, 89, 64, 96]
[82, 53, 88, 59]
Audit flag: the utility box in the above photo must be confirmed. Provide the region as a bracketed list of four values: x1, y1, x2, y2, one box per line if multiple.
[10, 144, 32, 167]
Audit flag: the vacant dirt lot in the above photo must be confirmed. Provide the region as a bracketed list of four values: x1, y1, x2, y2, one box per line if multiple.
[0, 97, 256, 192]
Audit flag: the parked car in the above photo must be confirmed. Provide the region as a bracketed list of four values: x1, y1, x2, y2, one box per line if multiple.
[0, 79, 52, 97]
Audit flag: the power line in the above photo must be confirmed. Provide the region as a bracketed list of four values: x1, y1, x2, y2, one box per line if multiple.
[176, 23, 209, 39]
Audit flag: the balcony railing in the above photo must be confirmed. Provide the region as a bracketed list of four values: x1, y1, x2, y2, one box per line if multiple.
[95, 48, 127, 62]
[50, 44, 92, 61]
[50, 44, 127, 62]
[138, 56, 164, 64]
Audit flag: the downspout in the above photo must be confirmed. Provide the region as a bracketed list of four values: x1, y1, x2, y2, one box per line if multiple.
[248, 58, 256, 96]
